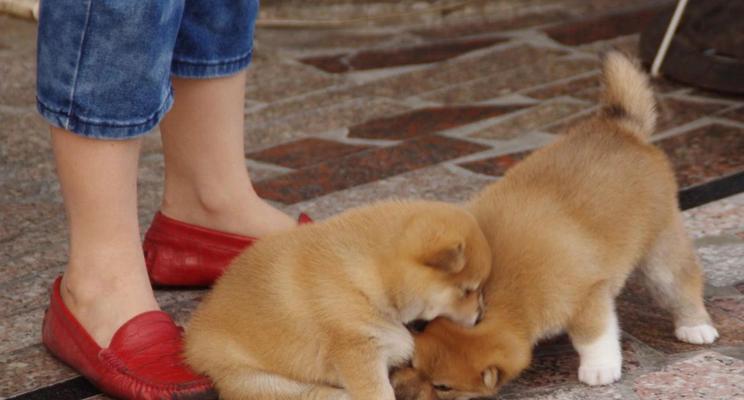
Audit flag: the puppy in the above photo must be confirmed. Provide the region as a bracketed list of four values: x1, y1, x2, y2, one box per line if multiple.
[184, 200, 492, 400]
[408, 52, 719, 399]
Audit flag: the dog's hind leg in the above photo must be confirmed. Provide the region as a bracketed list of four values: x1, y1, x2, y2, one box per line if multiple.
[215, 367, 350, 400]
[640, 212, 718, 344]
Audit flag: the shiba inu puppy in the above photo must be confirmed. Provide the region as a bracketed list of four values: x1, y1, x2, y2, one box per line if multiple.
[407, 52, 719, 399]
[184, 200, 492, 400]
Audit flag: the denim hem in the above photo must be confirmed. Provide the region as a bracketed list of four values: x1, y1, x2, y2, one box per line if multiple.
[36, 92, 173, 140]
[171, 50, 253, 79]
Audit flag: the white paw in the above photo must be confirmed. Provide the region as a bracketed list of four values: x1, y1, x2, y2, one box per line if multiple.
[675, 324, 719, 344]
[578, 364, 622, 386]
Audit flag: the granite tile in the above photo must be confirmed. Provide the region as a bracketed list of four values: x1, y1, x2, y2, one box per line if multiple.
[354, 45, 570, 100]
[422, 58, 598, 104]
[458, 150, 532, 177]
[247, 138, 370, 169]
[633, 352, 744, 400]
[349, 105, 526, 140]
[246, 59, 342, 102]
[522, 73, 601, 102]
[707, 297, 744, 321]
[510, 336, 641, 390]
[283, 165, 496, 220]
[254, 135, 489, 204]
[657, 123, 744, 188]
[0, 15, 37, 54]
[0, 308, 44, 354]
[719, 106, 744, 124]
[0, 344, 78, 398]
[255, 29, 398, 52]
[0, 110, 51, 166]
[300, 36, 508, 73]
[411, 9, 572, 39]
[472, 101, 589, 139]
[737, 282, 744, 295]
[618, 275, 744, 354]
[695, 238, 744, 288]
[682, 192, 744, 239]
[502, 385, 627, 400]
[0, 51, 36, 108]
[544, 4, 666, 46]
[245, 97, 408, 149]
[655, 97, 726, 132]
[0, 243, 67, 290]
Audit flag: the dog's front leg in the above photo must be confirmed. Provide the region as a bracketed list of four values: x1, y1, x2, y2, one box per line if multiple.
[332, 340, 396, 400]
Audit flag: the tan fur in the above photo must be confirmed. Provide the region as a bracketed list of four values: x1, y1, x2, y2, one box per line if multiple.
[184, 200, 492, 400]
[410, 52, 716, 399]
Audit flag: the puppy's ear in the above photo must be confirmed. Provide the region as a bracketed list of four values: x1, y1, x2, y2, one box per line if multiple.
[423, 241, 465, 273]
[482, 366, 499, 389]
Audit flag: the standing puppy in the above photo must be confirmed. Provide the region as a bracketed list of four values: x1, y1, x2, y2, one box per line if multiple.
[409, 53, 718, 399]
[185, 200, 492, 400]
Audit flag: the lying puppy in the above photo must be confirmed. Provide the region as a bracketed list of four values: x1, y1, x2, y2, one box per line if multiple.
[407, 52, 719, 399]
[184, 200, 492, 400]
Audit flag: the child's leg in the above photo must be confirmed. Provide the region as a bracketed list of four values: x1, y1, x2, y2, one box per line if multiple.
[159, 72, 295, 238]
[640, 213, 718, 344]
[568, 290, 622, 386]
[51, 128, 157, 347]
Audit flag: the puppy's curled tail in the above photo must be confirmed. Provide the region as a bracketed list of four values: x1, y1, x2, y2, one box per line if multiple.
[599, 51, 657, 140]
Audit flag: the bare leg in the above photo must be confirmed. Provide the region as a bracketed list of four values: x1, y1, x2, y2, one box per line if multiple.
[159, 72, 295, 237]
[52, 127, 158, 346]
[641, 213, 718, 344]
[568, 290, 622, 386]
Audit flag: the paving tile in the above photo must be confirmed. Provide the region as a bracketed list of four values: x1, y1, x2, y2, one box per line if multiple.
[695, 238, 744, 288]
[349, 105, 526, 140]
[0, 110, 51, 166]
[356, 45, 570, 100]
[655, 97, 726, 132]
[245, 97, 408, 149]
[0, 344, 78, 398]
[255, 135, 489, 204]
[0, 308, 44, 355]
[458, 150, 532, 177]
[618, 275, 744, 354]
[657, 123, 744, 188]
[412, 9, 572, 39]
[501, 384, 627, 400]
[283, 165, 496, 220]
[510, 336, 642, 390]
[0, 15, 37, 54]
[246, 138, 371, 169]
[719, 106, 744, 124]
[246, 59, 342, 102]
[300, 36, 508, 73]
[633, 351, 744, 399]
[472, 101, 589, 139]
[683, 192, 744, 239]
[422, 58, 598, 104]
[256, 29, 399, 52]
[522, 73, 601, 102]
[0, 52, 36, 108]
[707, 297, 744, 321]
[544, 4, 667, 46]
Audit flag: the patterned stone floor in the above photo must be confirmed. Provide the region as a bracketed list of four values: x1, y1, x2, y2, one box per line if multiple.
[1, 0, 743, 399]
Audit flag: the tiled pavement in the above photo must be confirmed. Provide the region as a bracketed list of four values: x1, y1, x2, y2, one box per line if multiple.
[1, 0, 743, 399]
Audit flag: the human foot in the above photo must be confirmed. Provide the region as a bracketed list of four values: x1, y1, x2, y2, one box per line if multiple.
[160, 190, 296, 239]
[60, 250, 159, 347]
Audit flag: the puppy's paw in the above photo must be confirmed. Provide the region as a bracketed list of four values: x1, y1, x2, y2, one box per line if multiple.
[578, 364, 621, 386]
[675, 324, 719, 344]
[391, 367, 439, 400]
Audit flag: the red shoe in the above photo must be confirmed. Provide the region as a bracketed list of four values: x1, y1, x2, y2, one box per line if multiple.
[143, 211, 312, 287]
[42, 277, 216, 400]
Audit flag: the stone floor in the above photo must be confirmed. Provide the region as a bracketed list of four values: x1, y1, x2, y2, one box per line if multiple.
[1, 0, 743, 399]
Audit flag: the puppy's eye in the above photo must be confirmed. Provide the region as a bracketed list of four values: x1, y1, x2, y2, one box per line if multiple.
[433, 384, 453, 392]
[462, 288, 475, 298]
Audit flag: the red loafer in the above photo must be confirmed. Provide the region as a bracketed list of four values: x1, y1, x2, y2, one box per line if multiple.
[42, 277, 216, 400]
[143, 211, 312, 287]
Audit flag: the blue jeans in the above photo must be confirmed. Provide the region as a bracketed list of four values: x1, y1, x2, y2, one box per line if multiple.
[36, 0, 259, 139]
